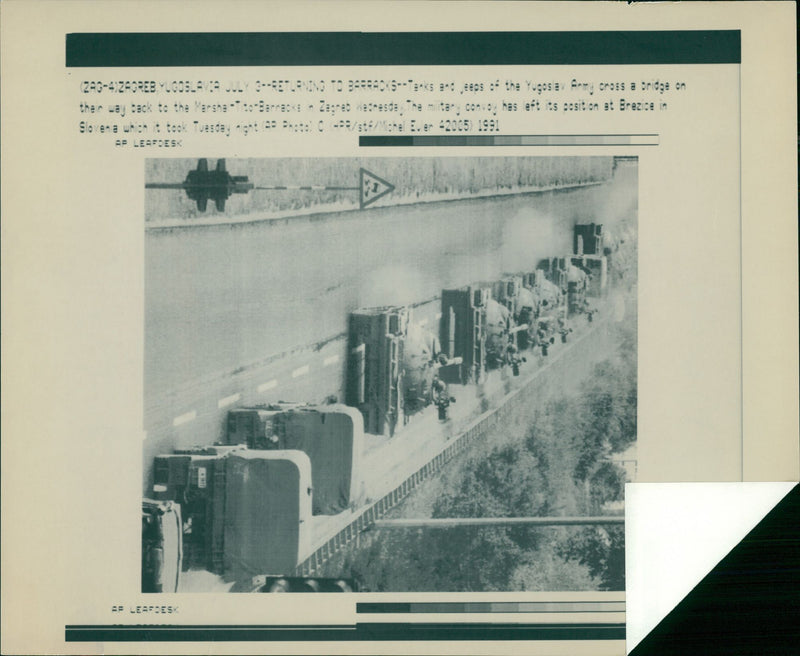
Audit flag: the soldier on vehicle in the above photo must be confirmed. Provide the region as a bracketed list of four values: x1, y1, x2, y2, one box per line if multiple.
[432, 376, 455, 421]
[505, 343, 526, 376]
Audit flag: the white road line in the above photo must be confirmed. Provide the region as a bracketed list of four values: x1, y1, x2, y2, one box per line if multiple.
[323, 355, 339, 367]
[172, 410, 197, 427]
[258, 379, 278, 393]
[351, 343, 365, 354]
[217, 393, 241, 409]
[292, 364, 310, 378]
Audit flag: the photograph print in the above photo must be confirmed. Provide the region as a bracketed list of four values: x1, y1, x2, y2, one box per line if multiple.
[142, 155, 638, 593]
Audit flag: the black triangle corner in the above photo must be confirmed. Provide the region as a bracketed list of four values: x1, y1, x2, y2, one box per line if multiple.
[630, 483, 800, 656]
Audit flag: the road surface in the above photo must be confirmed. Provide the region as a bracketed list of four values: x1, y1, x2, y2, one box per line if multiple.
[143, 164, 637, 490]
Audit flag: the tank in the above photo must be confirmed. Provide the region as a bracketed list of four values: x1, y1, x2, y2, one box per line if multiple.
[537, 256, 570, 292]
[571, 254, 607, 297]
[514, 286, 538, 350]
[566, 264, 588, 316]
[484, 298, 512, 369]
[574, 223, 604, 256]
[492, 275, 523, 316]
[401, 320, 442, 415]
[533, 275, 562, 309]
[347, 307, 407, 436]
[440, 285, 489, 384]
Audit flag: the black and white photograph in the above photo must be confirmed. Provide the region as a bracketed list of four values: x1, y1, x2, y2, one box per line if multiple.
[143, 156, 638, 593]
[3, 2, 798, 653]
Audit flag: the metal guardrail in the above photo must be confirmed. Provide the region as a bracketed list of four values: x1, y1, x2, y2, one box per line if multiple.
[294, 408, 494, 576]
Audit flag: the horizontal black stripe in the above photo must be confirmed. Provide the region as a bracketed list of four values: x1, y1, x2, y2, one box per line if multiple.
[66, 31, 740, 67]
[65, 622, 625, 642]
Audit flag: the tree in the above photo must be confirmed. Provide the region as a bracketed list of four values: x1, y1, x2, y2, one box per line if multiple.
[433, 444, 547, 520]
[589, 461, 627, 506]
[509, 550, 600, 591]
[558, 526, 625, 591]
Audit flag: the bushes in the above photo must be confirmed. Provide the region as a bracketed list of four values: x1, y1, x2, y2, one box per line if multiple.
[589, 462, 627, 506]
[510, 551, 600, 591]
[433, 444, 545, 520]
[558, 526, 626, 591]
[321, 312, 637, 592]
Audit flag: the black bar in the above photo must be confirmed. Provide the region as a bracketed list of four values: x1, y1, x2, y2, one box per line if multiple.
[358, 603, 412, 613]
[66, 31, 740, 67]
[65, 622, 625, 642]
[361, 136, 414, 147]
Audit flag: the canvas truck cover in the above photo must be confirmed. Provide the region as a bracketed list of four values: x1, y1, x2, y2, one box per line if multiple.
[281, 404, 364, 515]
[223, 451, 312, 577]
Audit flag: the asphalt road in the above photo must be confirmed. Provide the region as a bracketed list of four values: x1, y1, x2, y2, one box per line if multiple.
[143, 165, 637, 490]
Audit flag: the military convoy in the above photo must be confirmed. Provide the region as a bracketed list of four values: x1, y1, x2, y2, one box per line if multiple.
[143, 223, 608, 591]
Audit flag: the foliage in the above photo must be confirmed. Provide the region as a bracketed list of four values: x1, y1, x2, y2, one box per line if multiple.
[509, 550, 600, 591]
[321, 291, 637, 592]
[558, 526, 625, 591]
[337, 525, 528, 592]
[433, 444, 548, 520]
[589, 462, 627, 506]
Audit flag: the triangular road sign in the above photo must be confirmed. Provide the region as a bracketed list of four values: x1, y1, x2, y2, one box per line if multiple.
[360, 168, 395, 209]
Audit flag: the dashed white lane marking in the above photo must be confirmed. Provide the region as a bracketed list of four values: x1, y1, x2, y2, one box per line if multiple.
[323, 355, 339, 367]
[258, 379, 278, 393]
[172, 410, 197, 427]
[292, 364, 310, 378]
[435, 312, 442, 320]
[217, 393, 241, 409]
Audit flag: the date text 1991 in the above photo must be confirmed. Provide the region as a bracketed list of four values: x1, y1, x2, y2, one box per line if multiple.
[438, 119, 500, 133]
